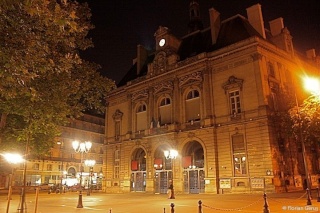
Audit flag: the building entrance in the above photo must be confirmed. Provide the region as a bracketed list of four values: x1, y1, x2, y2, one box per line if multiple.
[154, 170, 172, 194]
[183, 169, 205, 194]
[130, 171, 146, 192]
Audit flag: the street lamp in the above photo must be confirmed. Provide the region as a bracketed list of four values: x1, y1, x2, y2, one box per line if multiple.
[84, 159, 96, 196]
[63, 171, 67, 193]
[72, 140, 92, 208]
[295, 76, 320, 205]
[2, 153, 24, 213]
[164, 149, 178, 199]
[57, 141, 64, 194]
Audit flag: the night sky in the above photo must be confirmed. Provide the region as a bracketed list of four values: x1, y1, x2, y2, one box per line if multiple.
[78, 0, 320, 84]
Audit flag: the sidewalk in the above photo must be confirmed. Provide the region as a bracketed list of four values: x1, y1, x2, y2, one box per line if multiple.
[0, 190, 319, 213]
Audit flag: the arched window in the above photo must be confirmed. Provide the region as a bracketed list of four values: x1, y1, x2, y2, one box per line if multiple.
[159, 97, 172, 125]
[136, 103, 147, 131]
[185, 89, 200, 122]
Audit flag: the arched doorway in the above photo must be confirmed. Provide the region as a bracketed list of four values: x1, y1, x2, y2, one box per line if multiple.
[182, 141, 205, 194]
[153, 145, 172, 194]
[130, 148, 146, 192]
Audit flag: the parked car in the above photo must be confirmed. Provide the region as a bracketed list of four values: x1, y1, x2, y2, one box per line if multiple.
[37, 183, 54, 191]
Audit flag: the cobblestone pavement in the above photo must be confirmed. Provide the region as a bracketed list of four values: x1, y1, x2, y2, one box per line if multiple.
[0, 189, 320, 213]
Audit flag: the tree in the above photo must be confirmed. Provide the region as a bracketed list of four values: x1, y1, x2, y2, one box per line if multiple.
[0, 0, 115, 157]
[289, 94, 320, 145]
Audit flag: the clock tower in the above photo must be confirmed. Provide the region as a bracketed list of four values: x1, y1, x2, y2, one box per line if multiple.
[154, 26, 181, 52]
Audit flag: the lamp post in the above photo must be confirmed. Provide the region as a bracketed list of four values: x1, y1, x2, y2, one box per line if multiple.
[72, 140, 92, 208]
[164, 149, 178, 199]
[2, 153, 24, 213]
[295, 77, 320, 205]
[84, 159, 96, 196]
[63, 171, 67, 193]
[57, 141, 64, 194]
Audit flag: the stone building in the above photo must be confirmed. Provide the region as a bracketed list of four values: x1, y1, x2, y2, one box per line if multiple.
[104, 2, 320, 194]
[3, 113, 105, 190]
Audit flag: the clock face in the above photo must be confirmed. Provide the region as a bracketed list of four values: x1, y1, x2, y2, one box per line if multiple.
[159, 38, 166, 47]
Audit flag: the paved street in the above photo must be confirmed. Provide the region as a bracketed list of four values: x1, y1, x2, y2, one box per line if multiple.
[1, 189, 320, 213]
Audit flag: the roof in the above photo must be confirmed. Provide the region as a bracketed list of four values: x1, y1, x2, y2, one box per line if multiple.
[117, 15, 263, 87]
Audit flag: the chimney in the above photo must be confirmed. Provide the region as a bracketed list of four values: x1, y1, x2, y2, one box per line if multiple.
[269, 18, 284, 36]
[209, 8, 220, 45]
[246, 4, 266, 39]
[137, 45, 148, 75]
[306, 49, 316, 59]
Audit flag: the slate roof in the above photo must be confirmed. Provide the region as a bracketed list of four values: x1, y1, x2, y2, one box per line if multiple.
[117, 15, 264, 87]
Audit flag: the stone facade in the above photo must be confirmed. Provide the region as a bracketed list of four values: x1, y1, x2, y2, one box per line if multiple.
[8, 113, 105, 189]
[104, 3, 320, 194]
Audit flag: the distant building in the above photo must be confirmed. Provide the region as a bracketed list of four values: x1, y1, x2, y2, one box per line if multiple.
[104, 2, 320, 194]
[7, 113, 105, 190]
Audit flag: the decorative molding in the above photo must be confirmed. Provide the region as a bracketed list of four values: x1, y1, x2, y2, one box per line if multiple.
[153, 52, 167, 74]
[153, 81, 174, 94]
[222, 76, 244, 92]
[188, 132, 195, 138]
[178, 71, 203, 87]
[132, 89, 149, 101]
[112, 109, 123, 121]
[251, 53, 262, 61]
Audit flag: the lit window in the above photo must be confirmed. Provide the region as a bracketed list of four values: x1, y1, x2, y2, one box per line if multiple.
[232, 134, 247, 175]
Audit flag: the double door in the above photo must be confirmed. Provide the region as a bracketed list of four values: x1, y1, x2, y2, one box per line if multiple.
[130, 171, 146, 192]
[183, 169, 205, 194]
[154, 170, 172, 194]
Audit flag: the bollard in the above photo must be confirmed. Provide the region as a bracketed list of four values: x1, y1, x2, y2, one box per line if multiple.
[317, 187, 320, 202]
[198, 200, 202, 213]
[263, 193, 270, 213]
[109, 208, 112, 213]
[306, 188, 312, 205]
[170, 203, 175, 213]
[163, 207, 166, 213]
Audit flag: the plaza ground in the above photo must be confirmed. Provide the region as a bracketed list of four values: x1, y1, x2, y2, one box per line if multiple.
[1, 189, 320, 213]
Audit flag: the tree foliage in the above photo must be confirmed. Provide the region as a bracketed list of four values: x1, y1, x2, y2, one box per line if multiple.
[289, 94, 320, 144]
[0, 0, 115, 157]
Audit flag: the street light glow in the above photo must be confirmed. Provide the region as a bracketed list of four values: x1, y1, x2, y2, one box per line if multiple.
[164, 149, 178, 159]
[2, 153, 24, 164]
[304, 77, 320, 95]
[73, 140, 92, 153]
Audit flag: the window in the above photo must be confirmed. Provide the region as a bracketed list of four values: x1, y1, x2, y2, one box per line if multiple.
[114, 150, 120, 179]
[187, 90, 199, 99]
[115, 121, 120, 140]
[185, 89, 200, 122]
[136, 103, 147, 131]
[269, 82, 279, 111]
[229, 90, 241, 115]
[232, 134, 247, 176]
[47, 164, 52, 171]
[33, 163, 40, 170]
[113, 109, 123, 141]
[58, 164, 63, 171]
[159, 97, 172, 125]
[270, 90, 279, 111]
[267, 62, 275, 77]
[222, 76, 244, 117]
